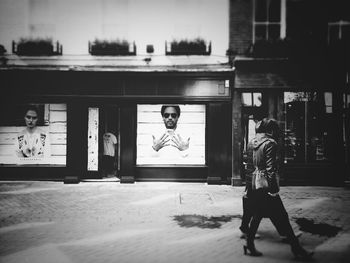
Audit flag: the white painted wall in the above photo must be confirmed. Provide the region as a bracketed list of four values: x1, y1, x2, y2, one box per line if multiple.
[0, 0, 229, 55]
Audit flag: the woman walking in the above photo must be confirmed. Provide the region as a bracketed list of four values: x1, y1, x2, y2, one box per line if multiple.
[243, 118, 313, 260]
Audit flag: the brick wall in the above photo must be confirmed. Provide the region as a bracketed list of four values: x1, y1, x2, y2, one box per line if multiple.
[229, 0, 253, 55]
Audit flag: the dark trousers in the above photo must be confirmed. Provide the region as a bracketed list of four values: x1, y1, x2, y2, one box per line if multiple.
[247, 189, 299, 248]
[240, 194, 252, 233]
[240, 189, 287, 236]
[101, 155, 115, 175]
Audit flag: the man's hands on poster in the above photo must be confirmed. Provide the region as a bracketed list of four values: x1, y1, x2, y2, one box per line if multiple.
[152, 133, 170, 151]
[172, 134, 190, 151]
[152, 133, 190, 152]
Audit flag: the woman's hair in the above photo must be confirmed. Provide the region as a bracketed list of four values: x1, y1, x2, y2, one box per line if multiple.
[24, 105, 39, 116]
[160, 105, 181, 117]
[255, 118, 280, 138]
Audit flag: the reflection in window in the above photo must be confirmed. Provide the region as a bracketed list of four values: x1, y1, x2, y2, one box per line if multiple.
[242, 92, 262, 107]
[284, 92, 332, 163]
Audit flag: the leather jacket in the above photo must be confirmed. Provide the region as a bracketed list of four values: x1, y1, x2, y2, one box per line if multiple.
[245, 133, 279, 194]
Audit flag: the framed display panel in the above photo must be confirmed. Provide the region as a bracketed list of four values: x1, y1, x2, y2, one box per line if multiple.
[0, 103, 67, 166]
[136, 104, 206, 165]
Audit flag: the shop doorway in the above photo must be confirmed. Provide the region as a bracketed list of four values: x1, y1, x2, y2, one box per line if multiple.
[87, 105, 120, 179]
[100, 106, 119, 178]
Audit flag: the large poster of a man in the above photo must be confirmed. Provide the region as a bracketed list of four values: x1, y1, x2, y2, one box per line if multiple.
[151, 105, 190, 158]
[137, 104, 205, 165]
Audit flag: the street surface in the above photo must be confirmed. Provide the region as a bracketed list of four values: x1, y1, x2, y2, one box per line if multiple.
[1, 180, 350, 263]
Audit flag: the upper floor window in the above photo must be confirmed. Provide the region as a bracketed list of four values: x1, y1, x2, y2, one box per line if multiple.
[328, 21, 350, 44]
[253, 0, 286, 42]
[328, 0, 350, 44]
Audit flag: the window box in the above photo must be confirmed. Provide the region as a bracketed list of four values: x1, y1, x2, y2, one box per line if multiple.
[12, 38, 62, 56]
[88, 39, 136, 56]
[165, 38, 211, 55]
[0, 44, 6, 55]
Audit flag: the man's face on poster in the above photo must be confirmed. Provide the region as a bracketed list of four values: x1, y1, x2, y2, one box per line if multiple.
[162, 107, 179, 129]
[24, 110, 38, 129]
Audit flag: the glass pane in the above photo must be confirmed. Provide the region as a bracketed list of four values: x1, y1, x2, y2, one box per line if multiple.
[324, 92, 332, 107]
[248, 119, 257, 144]
[325, 107, 332, 114]
[242, 93, 252, 106]
[88, 107, 99, 171]
[284, 97, 306, 163]
[329, 25, 340, 44]
[306, 98, 330, 162]
[268, 24, 280, 40]
[255, 0, 267, 22]
[255, 25, 267, 41]
[268, 0, 281, 22]
[253, 93, 262, 107]
[342, 25, 350, 41]
[284, 92, 331, 163]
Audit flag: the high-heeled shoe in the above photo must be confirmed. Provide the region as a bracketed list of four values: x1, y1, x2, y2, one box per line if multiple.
[291, 245, 314, 261]
[243, 245, 263, 256]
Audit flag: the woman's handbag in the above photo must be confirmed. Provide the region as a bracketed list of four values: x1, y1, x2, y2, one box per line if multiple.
[252, 169, 269, 190]
[252, 168, 280, 193]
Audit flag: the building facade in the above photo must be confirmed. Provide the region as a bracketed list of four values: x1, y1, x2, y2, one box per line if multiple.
[0, 0, 349, 185]
[0, 55, 234, 184]
[229, 0, 350, 186]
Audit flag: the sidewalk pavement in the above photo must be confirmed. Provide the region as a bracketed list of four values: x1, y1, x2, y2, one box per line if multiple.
[0, 180, 350, 263]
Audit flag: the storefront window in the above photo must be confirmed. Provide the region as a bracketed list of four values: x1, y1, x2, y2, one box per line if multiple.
[284, 92, 332, 163]
[136, 104, 206, 165]
[0, 103, 67, 166]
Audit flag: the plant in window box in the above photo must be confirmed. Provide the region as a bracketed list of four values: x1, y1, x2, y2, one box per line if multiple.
[88, 39, 136, 56]
[165, 38, 211, 55]
[0, 44, 6, 56]
[0, 44, 8, 65]
[12, 37, 62, 56]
